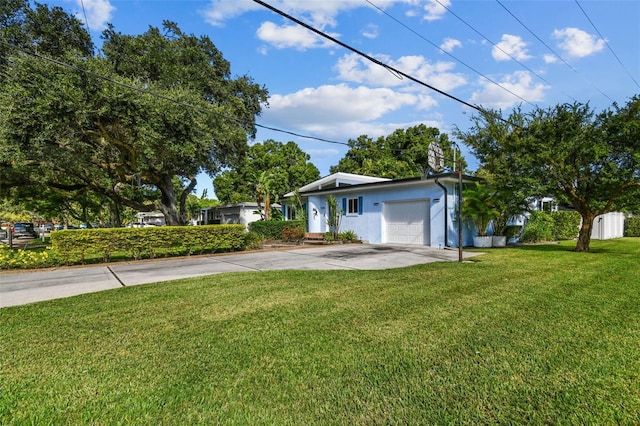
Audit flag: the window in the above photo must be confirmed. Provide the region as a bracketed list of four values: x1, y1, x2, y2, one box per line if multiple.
[342, 196, 363, 215]
[348, 198, 359, 214]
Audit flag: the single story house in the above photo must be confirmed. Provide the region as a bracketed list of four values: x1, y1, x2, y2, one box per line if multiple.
[284, 172, 480, 248]
[134, 212, 166, 227]
[199, 202, 281, 229]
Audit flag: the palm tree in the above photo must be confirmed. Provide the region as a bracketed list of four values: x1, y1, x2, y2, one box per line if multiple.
[462, 182, 499, 236]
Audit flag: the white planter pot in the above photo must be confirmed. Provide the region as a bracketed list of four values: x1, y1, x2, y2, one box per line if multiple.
[473, 236, 493, 248]
[492, 235, 507, 247]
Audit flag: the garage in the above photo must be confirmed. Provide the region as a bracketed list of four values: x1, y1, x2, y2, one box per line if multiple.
[383, 199, 430, 245]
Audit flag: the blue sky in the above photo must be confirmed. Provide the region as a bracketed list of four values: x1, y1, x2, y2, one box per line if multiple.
[45, 0, 640, 196]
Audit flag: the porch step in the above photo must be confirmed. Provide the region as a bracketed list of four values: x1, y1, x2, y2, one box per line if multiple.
[303, 232, 326, 244]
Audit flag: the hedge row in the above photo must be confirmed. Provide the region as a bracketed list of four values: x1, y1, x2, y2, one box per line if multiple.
[551, 210, 582, 240]
[521, 210, 581, 243]
[625, 216, 640, 237]
[51, 225, 246, 265]
[248, 220, 305, 239]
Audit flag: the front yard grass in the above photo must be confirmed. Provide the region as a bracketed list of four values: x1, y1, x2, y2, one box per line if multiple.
[1, 239, 639, 424]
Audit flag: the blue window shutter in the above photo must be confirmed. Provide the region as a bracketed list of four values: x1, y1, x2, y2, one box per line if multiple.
[342, 198, 347, 215]
[358, 196, 363, 215]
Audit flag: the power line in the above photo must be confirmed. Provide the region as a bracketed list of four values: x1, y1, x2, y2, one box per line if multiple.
[574, 0, 640, 90]
[495, 0, 614, 103]
[364, 0, 545, 108]
[79, 0, 90, 31]
[251, 0, 501, 120]
[436, 0, 576, 107]
[2, 40, 350, 147]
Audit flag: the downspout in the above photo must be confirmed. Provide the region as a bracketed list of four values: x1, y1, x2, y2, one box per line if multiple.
[434, 178, 448, 247]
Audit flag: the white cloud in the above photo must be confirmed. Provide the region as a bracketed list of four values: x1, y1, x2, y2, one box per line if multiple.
[440, 37, 462, 53]
[305, 148, 342, 160]
[74, 0, 114, 31]
[422, 0, 450, 21]
[335, 53, 467, 92]
[470, 71, 549, 109]
[201, 0, 263, 27]
[492, 34, 532, 62]
[362, 24, 379, 39]
[552, 27, 605, 58]
[543, 54, 558, 64]
[262, 84, 419, 138]
[256, 22, 336, 50]
[202, 0, 357, 28]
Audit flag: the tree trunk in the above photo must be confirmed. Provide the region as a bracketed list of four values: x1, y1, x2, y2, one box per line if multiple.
[156, 175, 182, 226]
[179, 177, 198, 224]
[109, 202, 122, 228]
[575, 213, 595, 252]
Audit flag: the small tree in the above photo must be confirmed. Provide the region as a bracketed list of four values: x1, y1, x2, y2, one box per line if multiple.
[326, 195, 343, 241]
[459, 98, 640, 252]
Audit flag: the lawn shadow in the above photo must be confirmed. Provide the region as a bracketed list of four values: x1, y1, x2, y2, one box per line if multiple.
[510, 239, 637, 255]
[508, 243, 574, 253]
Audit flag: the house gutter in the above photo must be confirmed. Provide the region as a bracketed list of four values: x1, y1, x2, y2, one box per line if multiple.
[434, 178, 448, 247]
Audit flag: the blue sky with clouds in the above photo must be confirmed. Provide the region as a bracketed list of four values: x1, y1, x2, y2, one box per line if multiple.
[45, 0, 639, 196]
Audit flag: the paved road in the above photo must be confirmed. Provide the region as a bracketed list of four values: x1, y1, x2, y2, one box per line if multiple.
[0, 244, 479, 308]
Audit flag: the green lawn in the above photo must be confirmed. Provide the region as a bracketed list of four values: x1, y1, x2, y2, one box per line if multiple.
[2, 239, 639, 424]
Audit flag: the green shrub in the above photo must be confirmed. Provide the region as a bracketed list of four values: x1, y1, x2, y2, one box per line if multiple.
[282, 226, 305, 242]
[51, 225, 246, 265]
[521, 211, 555, 243]
[249, 220, 305, 239]
[0, 245, 59, 270]
[339, 230, 358, 242]
[551, 210, 581, 240]
[625, 216, 640, 237]
[244, 231, 264, 250]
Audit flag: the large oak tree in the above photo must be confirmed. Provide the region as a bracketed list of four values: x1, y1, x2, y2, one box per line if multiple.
[330, 124, 465, 178]
[1, 5, 268, 225]
[458, 98, 640, 252]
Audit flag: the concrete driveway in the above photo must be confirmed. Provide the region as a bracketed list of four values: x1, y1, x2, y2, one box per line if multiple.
[0, 244, 480, 308]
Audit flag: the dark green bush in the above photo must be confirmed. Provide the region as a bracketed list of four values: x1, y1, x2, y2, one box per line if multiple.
[51, 225, 245, 265]
[551, 210, 581, 240]
[505, 225, 523, 240]
[625, 216, 640, 237]
[248, 220, 305, 239]
[521, 211, 555, 243]
[282, 226, 305, 242]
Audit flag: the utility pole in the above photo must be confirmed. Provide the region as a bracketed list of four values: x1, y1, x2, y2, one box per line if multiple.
[454, 144, 463, 262]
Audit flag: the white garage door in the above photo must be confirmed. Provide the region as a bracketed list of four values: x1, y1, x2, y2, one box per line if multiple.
[383, 200, 429, 245]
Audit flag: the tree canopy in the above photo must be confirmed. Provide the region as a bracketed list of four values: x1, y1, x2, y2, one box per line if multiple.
[1, 5, 267, 225]
[458, 97, 640, 252]
[330, 124, 465, 179]
[213, 139, 320, 205]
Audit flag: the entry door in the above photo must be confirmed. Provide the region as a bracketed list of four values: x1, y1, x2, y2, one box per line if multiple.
[383, 200, 429, 245]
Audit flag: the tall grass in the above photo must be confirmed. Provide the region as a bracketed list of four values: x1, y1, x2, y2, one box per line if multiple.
[1, 239, 639, 424]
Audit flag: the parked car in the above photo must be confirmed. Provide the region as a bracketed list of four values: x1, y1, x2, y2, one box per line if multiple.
[12, 222, 37, 238]
[54, 225, 78, 231]
[79, 223, 99, 229]
[37, 223, 54, 232]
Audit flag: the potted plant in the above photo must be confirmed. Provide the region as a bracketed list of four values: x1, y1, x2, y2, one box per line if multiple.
[463, 182, 498, 248]
[490, 187, 529, 247]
